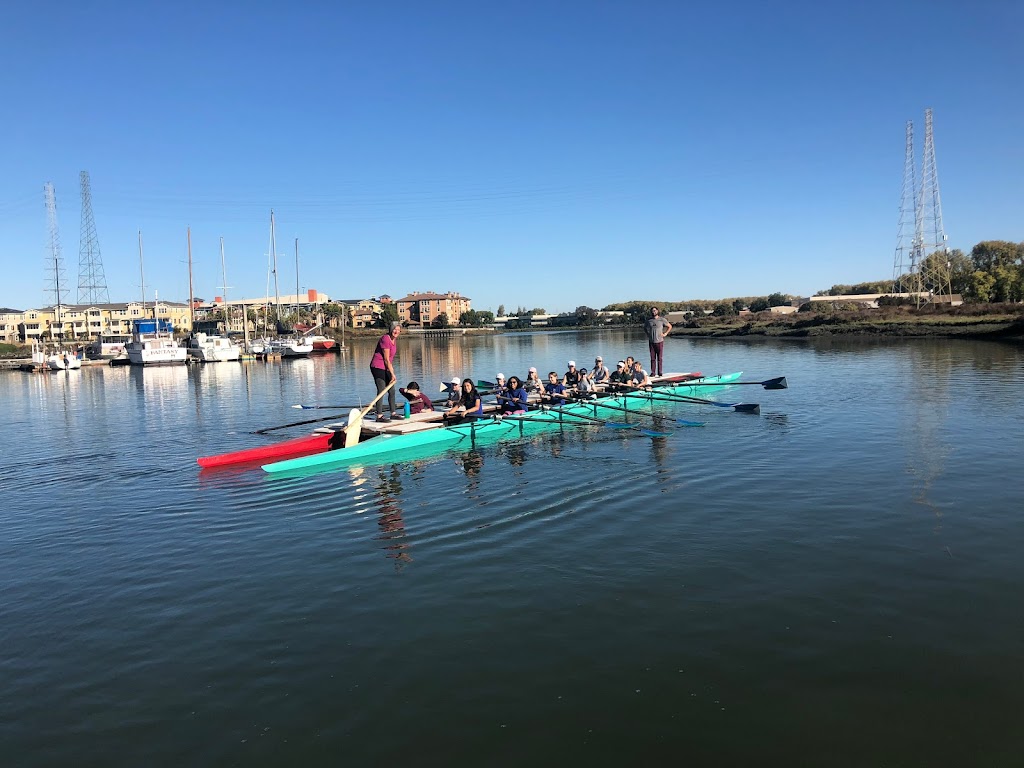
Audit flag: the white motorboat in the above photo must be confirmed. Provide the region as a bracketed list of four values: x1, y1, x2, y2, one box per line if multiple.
[268, 336, 313, 358]
[126, 319, 187, 366]
[86, 333, 132, 360]
[186, 332, 241, 362]
[47, 350, 83, 370]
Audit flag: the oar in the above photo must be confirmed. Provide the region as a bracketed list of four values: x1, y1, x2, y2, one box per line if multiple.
[638, 388, 760, 414]
[561, 394, 705, 427]
[343, 380, 397, 448]
[537, 404, 673, 438]
[252, 412, 347, 435]
[291, 403, 367, 410]
[674, 376, 788, 390]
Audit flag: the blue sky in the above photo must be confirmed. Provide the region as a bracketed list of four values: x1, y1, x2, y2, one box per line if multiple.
[2, 1, 1021, 313]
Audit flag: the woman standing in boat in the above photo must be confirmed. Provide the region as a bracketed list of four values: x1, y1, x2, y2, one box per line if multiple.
[370, 321, 401, 422]
[446, 378, 483, 423]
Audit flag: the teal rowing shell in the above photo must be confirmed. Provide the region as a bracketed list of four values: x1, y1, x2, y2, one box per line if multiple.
[262, 372, 743, 475]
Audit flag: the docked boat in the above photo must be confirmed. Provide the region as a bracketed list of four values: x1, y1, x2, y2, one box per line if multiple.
[86, 333, 132, 360]
[126, 319, 187, 366]
[47, 349, 83, 371]
[268, 335, 313, 358]
[306, 335, 336, 352]
[186, 332, 241, 362]
[260, 372, 762, 475]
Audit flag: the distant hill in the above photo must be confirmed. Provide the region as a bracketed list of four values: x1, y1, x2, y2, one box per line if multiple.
[0, 307, 21, 313]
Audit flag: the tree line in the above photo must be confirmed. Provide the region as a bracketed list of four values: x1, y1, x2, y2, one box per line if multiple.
[819, 240, 1024, 304]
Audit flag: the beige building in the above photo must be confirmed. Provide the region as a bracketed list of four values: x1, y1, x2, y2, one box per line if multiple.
[6, 302, 192, 343]
[396, 291, 471, 328]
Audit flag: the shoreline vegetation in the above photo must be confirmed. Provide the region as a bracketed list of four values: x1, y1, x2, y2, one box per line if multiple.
[662, 304, 1024, 340]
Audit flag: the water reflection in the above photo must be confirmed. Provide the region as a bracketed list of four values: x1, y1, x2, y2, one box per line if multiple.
[373, 465, 412, 569]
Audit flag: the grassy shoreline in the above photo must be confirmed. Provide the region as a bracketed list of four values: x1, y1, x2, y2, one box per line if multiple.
[665, 306, 1024, 340]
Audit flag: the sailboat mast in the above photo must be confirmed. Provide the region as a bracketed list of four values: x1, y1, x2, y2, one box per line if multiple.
[138, 231, 147, 318]
[219, 237, 229, 333]
[294, 238, 300, 323]
[187, 227, 195, 332]
[271, 210, 280, 323]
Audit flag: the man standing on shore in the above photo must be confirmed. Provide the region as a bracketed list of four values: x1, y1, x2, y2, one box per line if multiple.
[643, 307, 672, 377]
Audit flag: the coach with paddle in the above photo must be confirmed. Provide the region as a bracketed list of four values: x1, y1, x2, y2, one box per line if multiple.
[370, 321, 401, 423]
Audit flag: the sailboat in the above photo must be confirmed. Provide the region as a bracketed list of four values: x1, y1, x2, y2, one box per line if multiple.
[187, 235, 241, 362]
[42, 183, 81, 371]
[265, 211, 312, 358]
[125, 231, 187, 366]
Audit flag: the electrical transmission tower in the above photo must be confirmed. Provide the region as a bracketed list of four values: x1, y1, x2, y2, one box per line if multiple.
[43, 182, 68, 312]
[914, 108, 951, 304]
[77, 170, 110, 304]
[892, 121, 918, 293]
[891, 109, 951, 305]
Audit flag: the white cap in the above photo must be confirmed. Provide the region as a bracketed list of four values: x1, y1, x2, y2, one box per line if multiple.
[568, 360, 576, 367]
[529, 366, 537, 373]
[451, 376, 460, 385]
[496, 373, 505, 379]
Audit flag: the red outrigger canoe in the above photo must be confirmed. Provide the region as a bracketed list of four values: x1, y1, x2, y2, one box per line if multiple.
[198, 432, 335, 469]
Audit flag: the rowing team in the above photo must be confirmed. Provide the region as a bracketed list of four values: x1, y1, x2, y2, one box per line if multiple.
[389, 355, 659, 424]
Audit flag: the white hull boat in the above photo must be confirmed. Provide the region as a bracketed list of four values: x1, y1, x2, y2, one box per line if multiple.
[187, 332, 241, 362]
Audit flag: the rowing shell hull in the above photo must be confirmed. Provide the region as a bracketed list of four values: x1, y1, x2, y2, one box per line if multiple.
[198, 432, 333, 468]
[262, 372, 743, 475]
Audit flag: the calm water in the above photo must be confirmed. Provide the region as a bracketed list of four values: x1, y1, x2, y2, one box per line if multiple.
[2, 330, 1023, 767]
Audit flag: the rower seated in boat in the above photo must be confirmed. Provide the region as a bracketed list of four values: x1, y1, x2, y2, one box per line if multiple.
[563, 360, 581, 388]
[498, 376, 529, 415]
[446, 379, 484, 423]
[443, 376, 461, 407]
[524, 367, 544, 395]
[591, 356, 610, 385]
[628, 360, 652, 388]
[542, 372, 567, 405]
[607, 360, 630, 390]
[399, 381, 434, 414]
[576, 368, 596, 398]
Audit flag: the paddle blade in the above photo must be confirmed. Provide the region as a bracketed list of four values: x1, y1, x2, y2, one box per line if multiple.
[734, 403, 760, 414]
[344, 408, 363, 448]
[476, 379, 495, 389]
[291, 404, 304, 409]
[640, 429, 673, 437]
[676, 419, 705, 427]
[762, 376, 788, 390]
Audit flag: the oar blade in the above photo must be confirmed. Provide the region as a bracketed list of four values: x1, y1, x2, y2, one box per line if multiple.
[605, 421, 635, 430]
[639, 428, 673, 438]
[675, 419, 705, 427]
[762, 376, 788, 390]
[733, 403, 760, 414]
[476, 379, 495, 389]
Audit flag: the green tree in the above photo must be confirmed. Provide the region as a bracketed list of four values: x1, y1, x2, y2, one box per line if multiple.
[750, 297, 770, 312]
[497, 304, 505, 317]
[379, 304, 398, 327]
[971, 240, 1023, 272]
[767, 292, 789, 307]
[712, 303, 735, 317]
[459, 309, 479, 327]
[970, 270, 996, 303]
[432, 312, 450, 328]
[528, 307, 546, 316]
[732, 299, 746, 313]
[477, 310, 495, 325]
[574, 305, 598, 326]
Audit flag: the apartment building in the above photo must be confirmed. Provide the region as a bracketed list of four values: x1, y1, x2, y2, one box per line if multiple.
[395, 291, 471, 328]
